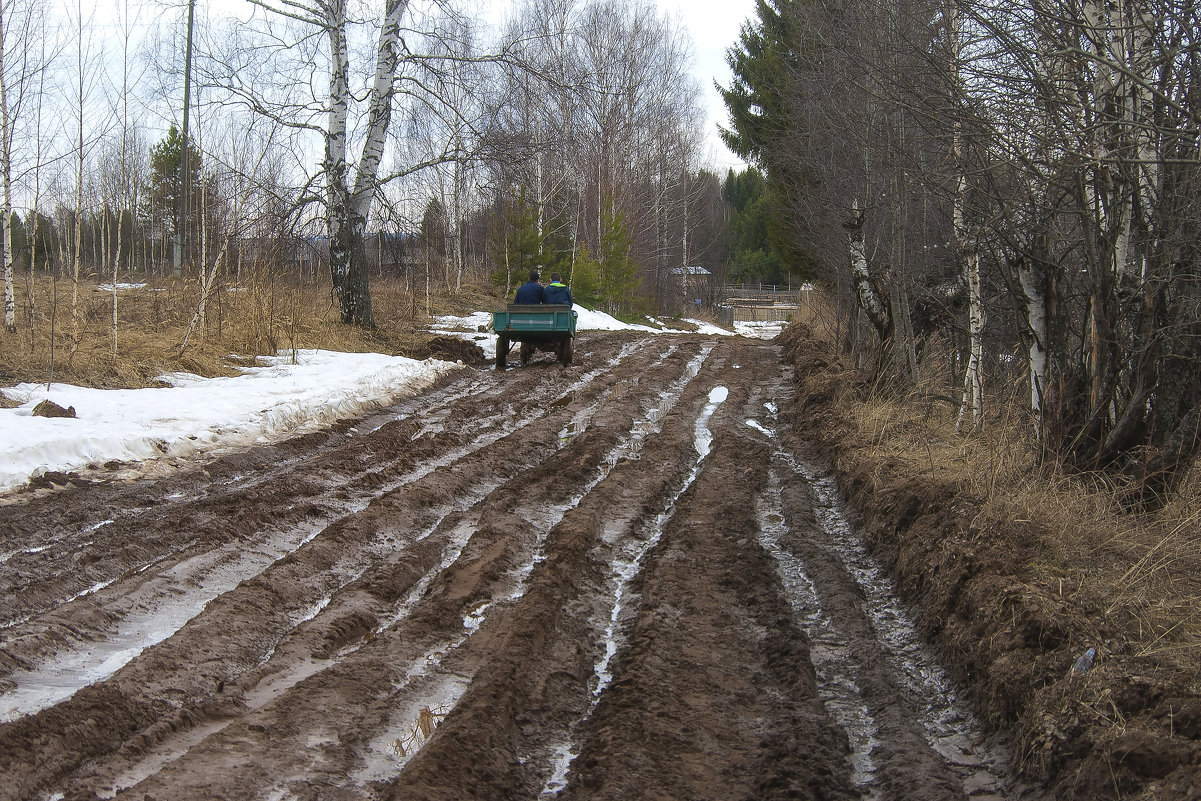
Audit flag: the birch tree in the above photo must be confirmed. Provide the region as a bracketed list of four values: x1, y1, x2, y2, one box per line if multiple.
[0, 0, 47, 334]
[210, 0, 488, 327]
[949, 0, 983, 435]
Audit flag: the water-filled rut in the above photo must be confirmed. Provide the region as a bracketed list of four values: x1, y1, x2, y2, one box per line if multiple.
[0, 332, 1046, 801]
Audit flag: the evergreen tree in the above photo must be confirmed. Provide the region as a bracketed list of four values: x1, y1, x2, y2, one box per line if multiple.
[491, 186, 576, 294]
[719, 1, 817, 274]
[491, 187, 541, 288]
[144, 125, 202, 238]
[597, 205, 640, 314]
[570, 243, 603, 308]
[719, 0, 799, 166]
[722, 167, 786, 285]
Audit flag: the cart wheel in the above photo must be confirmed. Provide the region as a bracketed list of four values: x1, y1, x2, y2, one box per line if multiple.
[496, 336, 509, 369]
[558, 336, 573, 366]
[520, 341, 533, 365]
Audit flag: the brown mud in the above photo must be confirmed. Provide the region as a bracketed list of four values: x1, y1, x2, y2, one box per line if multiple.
[0, 330, 1072, 800]
[779, 325, 1201, 800]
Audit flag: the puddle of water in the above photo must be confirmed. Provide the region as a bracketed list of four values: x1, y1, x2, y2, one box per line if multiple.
[541, 744, 576, 795]
[0, 543, 50, 564]
[745, 419, 774, 438]
[352, 673, 469, 785]
[782, 453, 1016, 799]
[693, 385, 728, 458]
[756, 461, 883, 796]
[0, 518, 331, 723]
[540, 378, 728, 797]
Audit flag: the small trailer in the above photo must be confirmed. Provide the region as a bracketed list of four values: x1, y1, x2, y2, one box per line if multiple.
[490, 304, 578, 368]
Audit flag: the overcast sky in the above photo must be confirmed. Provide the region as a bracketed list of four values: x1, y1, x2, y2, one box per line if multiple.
[653, 0, 755, 173]
[60, 0, 755, 175]
[474, 0, 755, 172]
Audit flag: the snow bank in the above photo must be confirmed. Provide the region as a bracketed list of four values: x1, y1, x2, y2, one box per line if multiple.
[0, 350, 460, 493]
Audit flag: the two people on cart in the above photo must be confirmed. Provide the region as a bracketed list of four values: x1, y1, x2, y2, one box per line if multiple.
[514, 271, 573, 306]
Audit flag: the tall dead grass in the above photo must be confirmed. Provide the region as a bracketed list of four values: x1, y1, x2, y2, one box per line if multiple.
[0, 268, 503, 391]
[800, 288, 1201, 672]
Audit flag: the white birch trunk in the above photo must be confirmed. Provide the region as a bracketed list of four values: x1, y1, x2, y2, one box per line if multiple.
[1018, 257, 1050, 441]
[949, 1, 983, 433]
[324, 1, 352, 307]
[956, 243, 985, 434]
[349, 0, 406, 222]
[0, 2, 14, 335]
[847, 200, 890, 339]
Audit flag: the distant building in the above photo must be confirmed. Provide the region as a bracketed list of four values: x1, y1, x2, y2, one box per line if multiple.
[667, 265, 716, 311]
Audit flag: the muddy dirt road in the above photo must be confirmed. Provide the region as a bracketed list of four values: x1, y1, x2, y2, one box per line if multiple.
[0, 333, 1042, 801]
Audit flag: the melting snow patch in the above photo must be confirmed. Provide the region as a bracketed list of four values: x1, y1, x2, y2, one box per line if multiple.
[733, 320, 788, 339]
[0, 350, 460, 493]
[693, 386, 728, 458]
[746, 419, 774, 438]
[463, 602, 490, 633]
[681, 318, 736, 336]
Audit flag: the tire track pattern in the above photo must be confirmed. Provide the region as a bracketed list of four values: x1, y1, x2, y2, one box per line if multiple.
[0, 333, 1040, 801]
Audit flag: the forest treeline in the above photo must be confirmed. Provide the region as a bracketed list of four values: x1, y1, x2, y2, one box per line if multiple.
[0, 0, 790, 347]
[722, 0, 1201, 505]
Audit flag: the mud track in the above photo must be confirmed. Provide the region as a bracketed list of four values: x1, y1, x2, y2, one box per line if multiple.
[0, 333, 1046, 801]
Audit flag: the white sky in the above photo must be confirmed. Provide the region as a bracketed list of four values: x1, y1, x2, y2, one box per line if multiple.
[55, 0, 753, 175]
[0, 304, 779, 494]
[652, 0, 755, 173]
[477, 0, 756, 172]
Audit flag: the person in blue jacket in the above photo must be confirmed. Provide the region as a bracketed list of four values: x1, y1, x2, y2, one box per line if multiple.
[543, 272, 573, 306]
[514, 271, 544, 304]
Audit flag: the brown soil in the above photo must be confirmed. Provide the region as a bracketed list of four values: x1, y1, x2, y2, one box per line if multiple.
[0, 329, 1093, 800]
[778, 325, 1201, 800]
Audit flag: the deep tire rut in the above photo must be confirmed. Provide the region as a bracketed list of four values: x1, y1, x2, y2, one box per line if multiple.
[0, 333, 1041, 801]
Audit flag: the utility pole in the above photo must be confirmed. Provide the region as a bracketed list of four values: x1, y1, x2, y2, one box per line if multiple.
[174, 0, 196, 277]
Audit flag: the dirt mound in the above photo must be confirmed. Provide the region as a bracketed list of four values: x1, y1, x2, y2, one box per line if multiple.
[32, 400, 76, 418]
[780, 325, 1201, 799]
[417, 335, 487, 365]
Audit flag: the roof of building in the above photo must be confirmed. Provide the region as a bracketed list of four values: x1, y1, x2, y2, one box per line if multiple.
[670, 266, 711, 275]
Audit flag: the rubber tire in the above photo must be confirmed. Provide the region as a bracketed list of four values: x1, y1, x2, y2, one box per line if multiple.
[495, 336, 509, 369]
[520, 341, 533, 366]
[558, 336, 573, 366]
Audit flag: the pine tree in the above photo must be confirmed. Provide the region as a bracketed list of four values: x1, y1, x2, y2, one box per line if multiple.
[597, 205, 639, 315]
[144, 125, 202, 240]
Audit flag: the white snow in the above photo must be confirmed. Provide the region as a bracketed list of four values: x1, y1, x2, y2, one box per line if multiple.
[431, 304, 768, 356]
[0, 350, 461, 493]
[733, 320, 788, 339]
[0, 306, 791, 494]
[681, 318, 734, 336]
[95, 282, 148, 292]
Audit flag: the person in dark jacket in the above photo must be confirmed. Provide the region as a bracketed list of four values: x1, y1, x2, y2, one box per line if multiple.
[543, 272, 573, 306]
[514, 271, 544, 304]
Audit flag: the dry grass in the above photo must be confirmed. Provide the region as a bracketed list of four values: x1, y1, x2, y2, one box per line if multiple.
[0, 269, 505, 391]
[799, 289, 1201, 673]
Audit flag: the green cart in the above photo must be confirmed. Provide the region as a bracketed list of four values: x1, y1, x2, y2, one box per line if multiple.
[490, 304, 578, 368]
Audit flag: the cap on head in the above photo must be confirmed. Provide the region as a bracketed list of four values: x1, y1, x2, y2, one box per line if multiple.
[529, 270, 540, 282]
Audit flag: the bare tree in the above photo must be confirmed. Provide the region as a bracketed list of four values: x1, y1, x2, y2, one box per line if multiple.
[204, 0, 496, 326]
[0, 0, 50, 334]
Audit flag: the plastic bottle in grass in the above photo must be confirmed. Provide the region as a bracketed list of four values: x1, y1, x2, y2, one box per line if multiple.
[1070, 646, 1096, 676]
